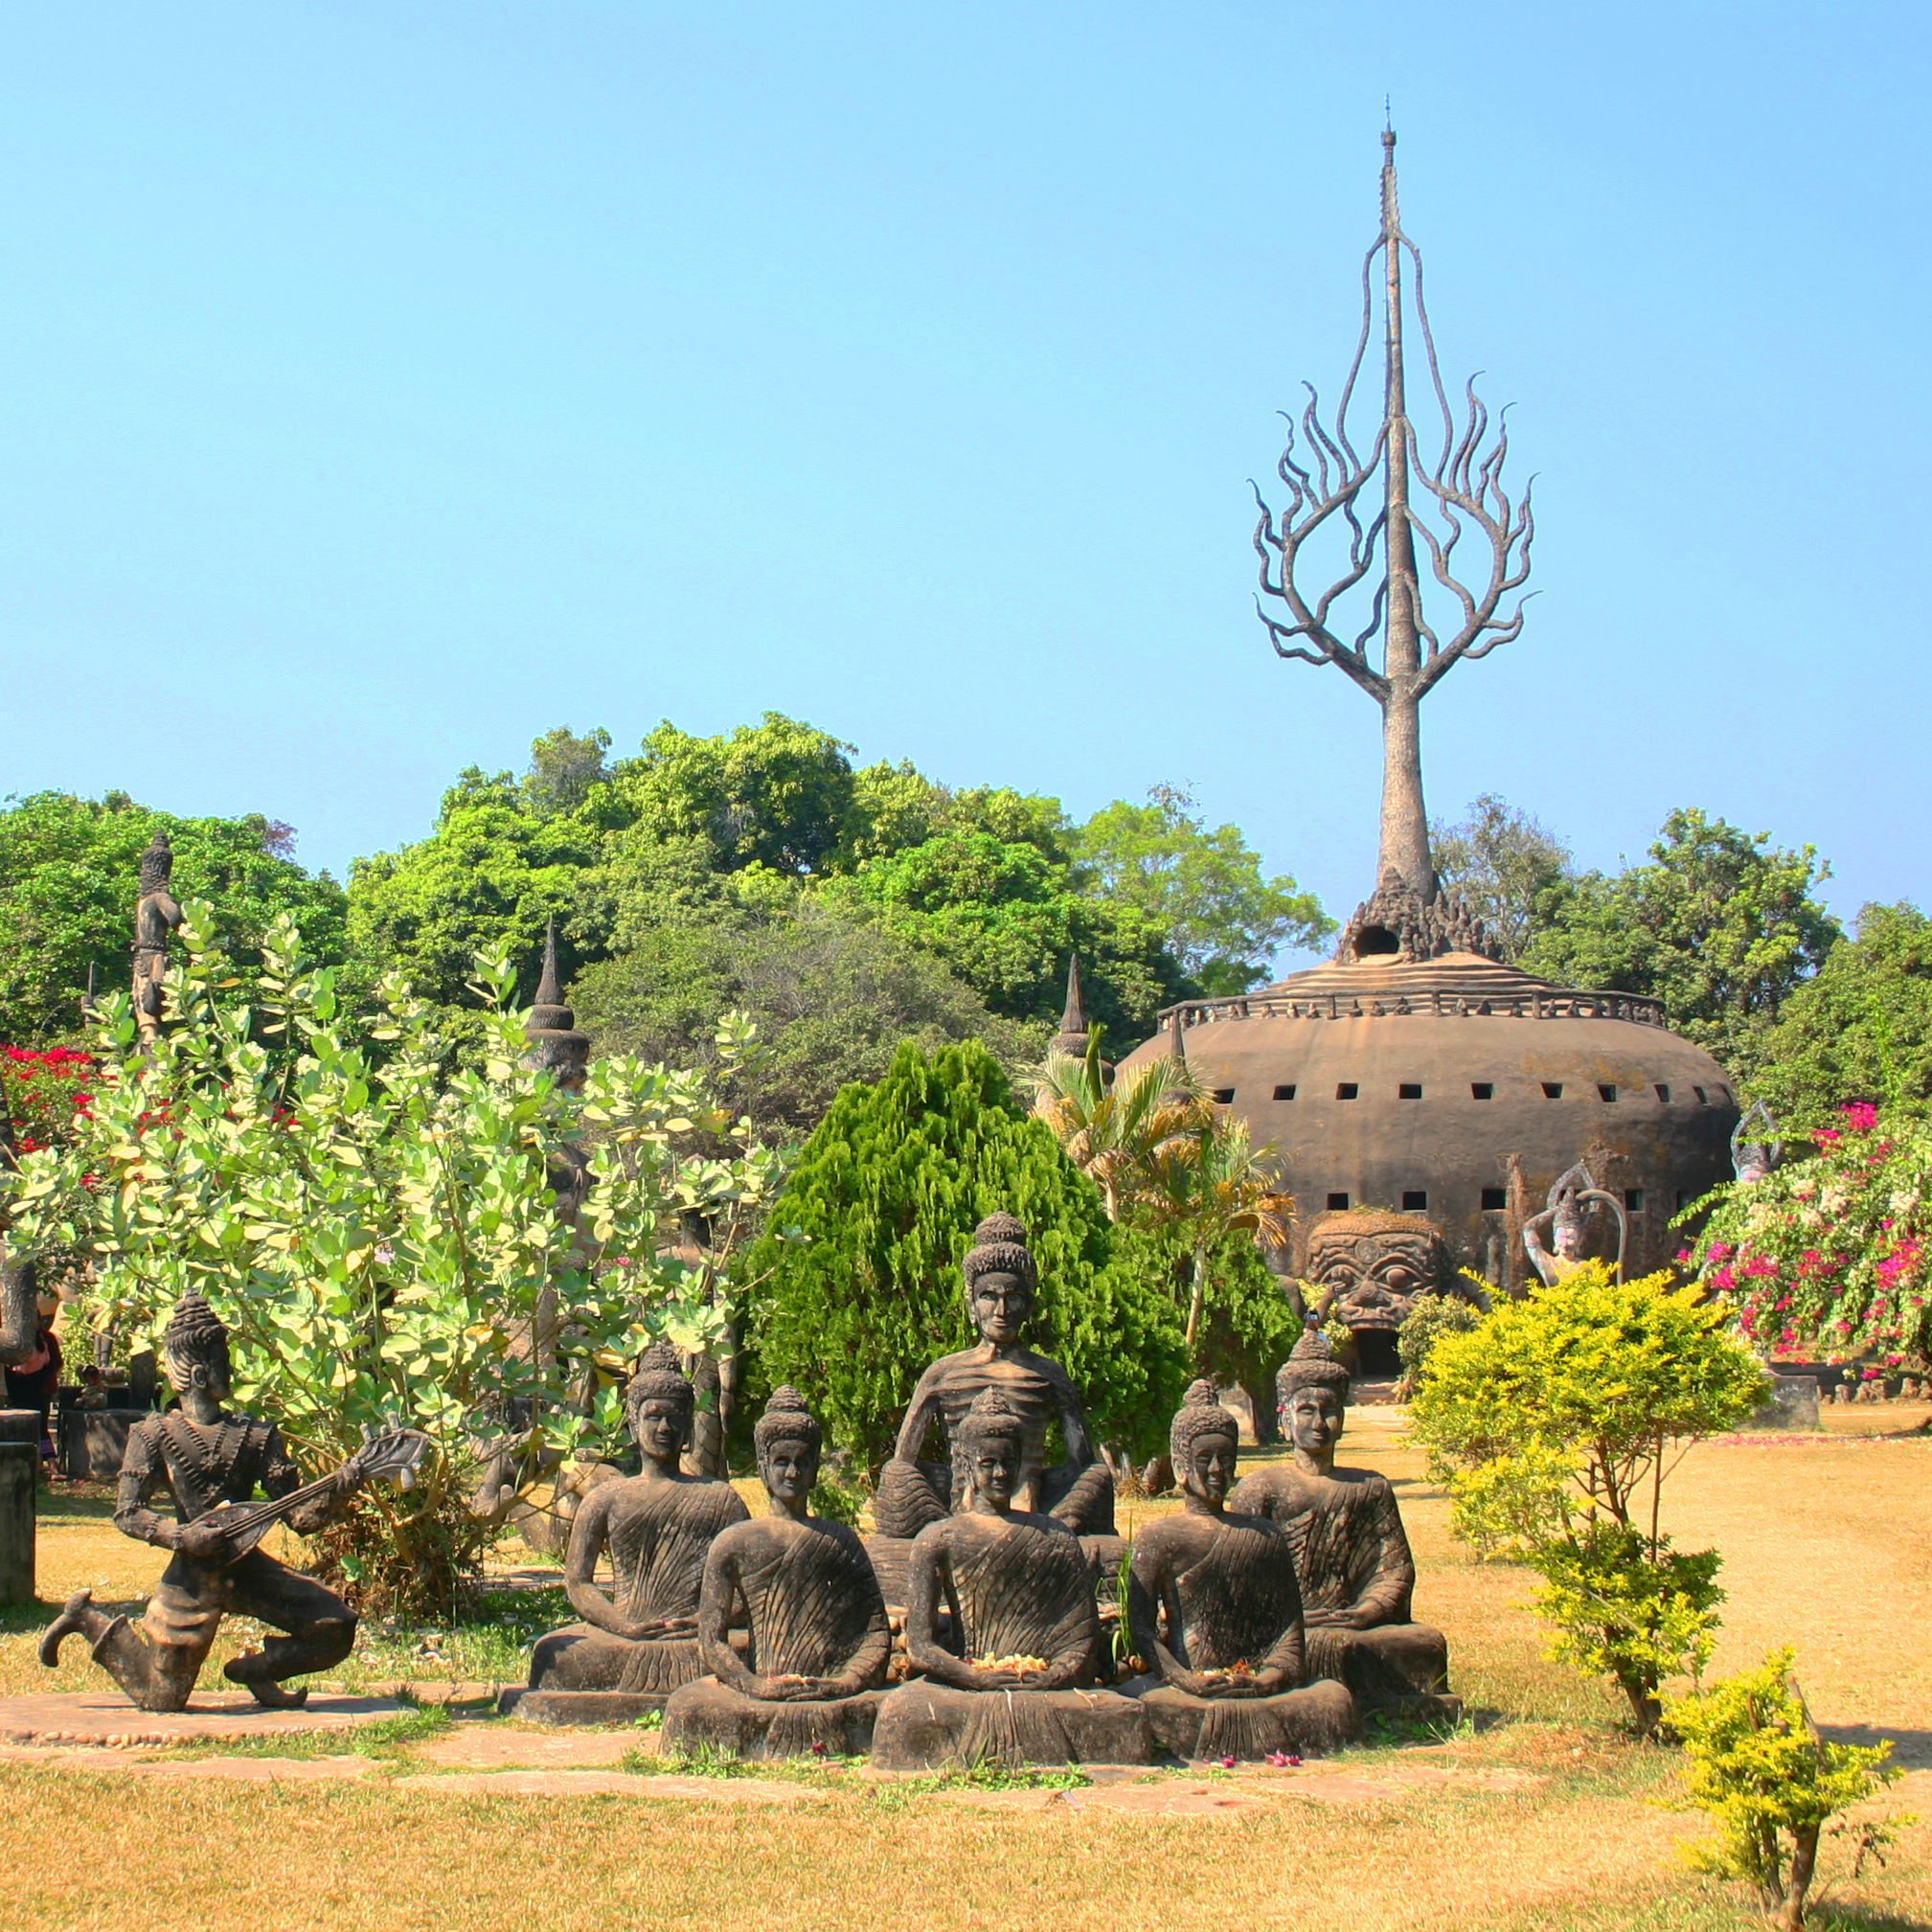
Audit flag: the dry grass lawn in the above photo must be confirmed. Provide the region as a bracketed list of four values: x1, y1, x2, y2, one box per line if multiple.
[5, 1406, 1929, 1932]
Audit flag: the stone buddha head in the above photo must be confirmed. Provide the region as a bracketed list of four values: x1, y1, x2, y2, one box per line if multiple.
[958, 1388, 1025, 1512]
[1277, 1329, 1352, 1470]
[1303, 1209, 1448, 1333]
[754, 1386, 822, 1511]
[161, 1290, 233, 1404]
[626, 1340, 694, 1470]
[962, 1212, 1036, 1349]
[1170, 1380, 1239, 1511]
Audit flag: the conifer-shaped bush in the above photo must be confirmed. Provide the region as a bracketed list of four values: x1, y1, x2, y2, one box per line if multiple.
[741, 1040, 1189, 1472]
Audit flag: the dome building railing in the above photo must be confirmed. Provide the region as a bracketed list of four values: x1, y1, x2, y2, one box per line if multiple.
[1158, 988, 1670, 1031]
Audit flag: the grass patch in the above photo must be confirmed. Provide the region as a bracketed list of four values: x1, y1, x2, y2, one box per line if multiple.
[169, 1698, 458, 1762]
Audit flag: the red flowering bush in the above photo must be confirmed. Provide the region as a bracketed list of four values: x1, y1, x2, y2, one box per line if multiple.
[2, 1043, 96, 1154]
[1689, 1102, 1932, 1369]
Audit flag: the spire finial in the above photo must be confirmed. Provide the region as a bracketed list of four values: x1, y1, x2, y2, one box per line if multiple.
[1051, 954, 1090, 1057]
[535, 915, 562, 1009]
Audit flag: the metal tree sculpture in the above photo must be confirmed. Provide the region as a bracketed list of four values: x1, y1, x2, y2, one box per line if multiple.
[1253, 130, 1533, 944]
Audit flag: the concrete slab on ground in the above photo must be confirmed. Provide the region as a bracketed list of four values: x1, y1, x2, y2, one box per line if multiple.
[0, 1690, 406, 1749]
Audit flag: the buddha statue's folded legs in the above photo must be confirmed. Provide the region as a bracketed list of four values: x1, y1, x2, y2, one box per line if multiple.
[662, 1390, 894, 1761]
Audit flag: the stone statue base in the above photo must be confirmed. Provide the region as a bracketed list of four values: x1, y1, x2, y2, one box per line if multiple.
[1132, 1678, 1360, 1761]
[526, 1625, 701, 1695]
[661, 1680, 889, 1760]
[505, 1689, 671, 1726]
[1307, 1623, 1461, 1723]
[871, 1683, 1154, 1771]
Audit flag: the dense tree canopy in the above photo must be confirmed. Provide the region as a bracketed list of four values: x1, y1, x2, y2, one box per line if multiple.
[1522, 808, 1839, 1079]
[0, 791, 347, 1046]
[571, 900, 1040, 1132]
[1749, 903, 1932, 1128]
[1431, 792, 1575, 962]
[1071, 784, 1330, 993]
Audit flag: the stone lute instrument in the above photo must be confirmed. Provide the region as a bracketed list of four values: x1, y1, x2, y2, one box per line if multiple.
[189, 1427, 431, 1564]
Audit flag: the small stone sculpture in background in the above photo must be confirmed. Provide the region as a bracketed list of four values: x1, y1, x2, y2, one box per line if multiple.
[1229, 1330, 1459, 1721]
[131, 831, 184, 1049]
[874, 1212, 1113, 1537]
[1127, 1382, 1358, 1760]
[519, 1341, 747, 1719]
[1731, 1102, 1783, 1186]
[1522, 1163, 1626, 1286]
[37, 1292, 421, 1712]
[871, 1388, 1151, 1768]
[662, 1388, 890, 1759]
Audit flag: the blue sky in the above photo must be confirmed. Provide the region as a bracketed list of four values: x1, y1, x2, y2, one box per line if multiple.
[2, 4, 1922, 966]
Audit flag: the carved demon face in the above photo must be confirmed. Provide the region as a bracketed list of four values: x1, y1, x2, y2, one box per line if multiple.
[1304, 1212, 1447, 1331]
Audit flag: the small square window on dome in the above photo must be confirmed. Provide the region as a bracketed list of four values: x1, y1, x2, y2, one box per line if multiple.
[1481, 1187, 1507, 1210]
[1471, 1082, 1494, 1100]
[1654, 1084, 1671, 1102]
[1598, 1083, 1618, 1102]
[1402, 1190, 1427, 1210]
[1541, 1082, 1564, 1100]
[1398, 1082, 1422, 1100]
[1327, 1192, 1351, 1210]
[1335, 1082, 1359, 1100]
[1273, 1083, 1297, 1101]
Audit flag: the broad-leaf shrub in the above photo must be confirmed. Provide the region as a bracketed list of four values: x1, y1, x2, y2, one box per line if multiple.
[1, 906, 779, 1615]
[1410, 1264, 1766, 1735]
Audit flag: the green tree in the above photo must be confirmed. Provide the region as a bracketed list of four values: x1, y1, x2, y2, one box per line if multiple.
[572, 900, 1043, 1134]
[741, 1040, 1190, 1473]
[0, 791, 347, 1047]
[824, 830, 1185, 1035]
[3, 911, 779, 1617]
[1666, 1648, 1904, 1931]
[1430, 791, 1574, 962]
[1410, 1262, 1766, 1736]
[1521, 808, 1838, 1078]
[1750, 903, 1932, 1128]
[347, 769, 601, 1011]
[1072, 785, 1330, 994]
[523, 725, 613, 817]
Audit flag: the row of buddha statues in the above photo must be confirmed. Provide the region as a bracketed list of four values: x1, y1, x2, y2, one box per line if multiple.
[515, 1212, 1455, 1766]
[38, 1213, 1455, 1766]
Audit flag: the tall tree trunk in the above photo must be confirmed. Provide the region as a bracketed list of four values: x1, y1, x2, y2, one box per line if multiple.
[1778, 1826, 1818, 1930]
[0, 1254, 36, 1367]
[1185, 1247, 1207, 1357]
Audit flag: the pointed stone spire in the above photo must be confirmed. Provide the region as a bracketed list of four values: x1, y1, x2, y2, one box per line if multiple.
[522, 916, 590, 1090]
[1050, 955, 1090, 1057]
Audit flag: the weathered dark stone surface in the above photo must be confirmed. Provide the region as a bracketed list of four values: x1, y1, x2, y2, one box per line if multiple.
[1135, 1679, 1359, 1760]
[663, 1680, 888, 1759]
[663, 1388, 890, 1759]
[508, 1689, 670, 1726]
[1127, 1382, 1362, 1760]
[35, 1294, 365, 1711]
[872, 1684, 1152, 1770]
[523, 1341, 747, 1717]
[875, 1214, 1113, 1537]
[1229, 1331, 1458, 1720]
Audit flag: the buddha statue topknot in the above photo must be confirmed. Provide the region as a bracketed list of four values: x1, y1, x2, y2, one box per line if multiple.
[874, 1211, 1113, 1539]
[1126, 1381, 1359, 1759]
[1227, 1330, 1459, 1721]
[518, 1340, 748, 1721]
[870, 1387, 1151, 1769]
[662, 1388, 891, 1759]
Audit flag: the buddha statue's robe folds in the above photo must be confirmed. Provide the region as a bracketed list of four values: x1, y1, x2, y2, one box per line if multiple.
[662, 1512, 892, 1759]
[1229, 1329, 1458, 1720]
[662, 1388, 890, 1758]
[872, 1212, 1113, 1544]
[872, 1391, 1151, 1770]
[516, 1342, 749, 1724]
[1127, 1510, 1359, 1761]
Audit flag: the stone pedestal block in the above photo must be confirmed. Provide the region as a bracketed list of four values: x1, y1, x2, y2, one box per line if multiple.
[1134, 1677, 1360, 1761]
[871, 1682, 1154, 1771]
[661, 1679, 889, 1760]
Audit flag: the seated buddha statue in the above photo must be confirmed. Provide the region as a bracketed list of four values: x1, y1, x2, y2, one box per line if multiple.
[1126, 1382, 1358, 1760]
[871, 1389, 1151, 1769]
[662, 1388, 891, 1759]
[1227, 1330, 1459, 1721]
[520, 1341, 748, 1719]
[873, 1212, 1113, 1540]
